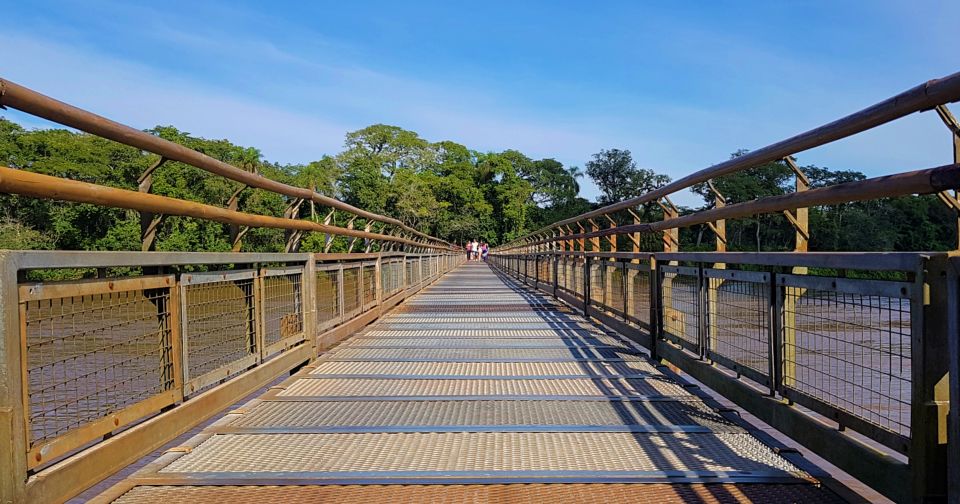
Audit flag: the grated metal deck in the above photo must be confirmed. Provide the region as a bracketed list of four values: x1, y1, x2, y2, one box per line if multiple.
[94, 263, 845, 503]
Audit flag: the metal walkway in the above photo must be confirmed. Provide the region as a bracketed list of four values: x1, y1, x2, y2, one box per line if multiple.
[94, 262, 843, 503]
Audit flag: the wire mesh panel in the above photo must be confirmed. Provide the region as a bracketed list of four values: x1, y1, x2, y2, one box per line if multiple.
[626, 262, 652, 330]
[361, 262, 377, 310]
[705, 269, 771, 386]
[405, 259, 414, 288]
[590, 260, 605, 305]
[380, 259, 400, 298]
[19, 275, 178, 467]
[538, 256, 550, 283]
[607, 262, 626, 316]
[778, 274, 915, 452]
[315, 266, 341, 332]
[660, 265, 701, 354]
[342, 266, 362, 318]
[261, 266, 305, 355]
[557, 257, 570, 292]
[181, 270, 258, 392]
[572, 259, 584, 298]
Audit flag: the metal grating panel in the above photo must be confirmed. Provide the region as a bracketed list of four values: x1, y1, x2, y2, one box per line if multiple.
[159, 431, 802, 474]
[341, 338, 634, 349]
[361, 329, 604, 338]
[326, 348, 644, 361]
[94, 261, 833, 503]
[309, 361, 658, 376]
[229, 399, 740, 431]
[277, 377, 691, 397]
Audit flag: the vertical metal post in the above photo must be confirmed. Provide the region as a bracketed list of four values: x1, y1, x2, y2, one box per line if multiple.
[336, 265, 345, 324]
[168, 276, 184, 400]
[552, 249, 559, 298]
[649, 254, 660, 361]
[583, 255, 592, 317]
[948, 254, 960, 504]
[303, 256, 318, 357]
[375, 254, 382, 309]
[769, 271, 781, 397]
[0, 253, 26, 503]
[253, 268, 265, 362]
[911, 255, 952, 501]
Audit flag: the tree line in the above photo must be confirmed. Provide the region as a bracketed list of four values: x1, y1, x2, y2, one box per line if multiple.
[0, 117, 953, 253]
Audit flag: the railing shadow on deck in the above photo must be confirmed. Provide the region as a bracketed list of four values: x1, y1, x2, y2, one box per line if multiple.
[488, 265, 828, 503]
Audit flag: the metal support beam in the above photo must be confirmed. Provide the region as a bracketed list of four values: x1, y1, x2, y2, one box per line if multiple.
[587, 219, 600, 252]
[283, 198, 306, 253]
[227, 183, 249, 252]
[935, 104, 960, 250]
[706, 180, 727, 256]
[139, 157, 167, 251]
[658, 197, 679, 253]
[782, 157, 810, 255]
[322, 209, 336, 253]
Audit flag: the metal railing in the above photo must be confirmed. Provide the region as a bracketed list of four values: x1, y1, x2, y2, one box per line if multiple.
[492, 71, 960, 503]
[1, 249, 461, 503]
[493, 251, 949, 504]
[0, 78, 465, 503]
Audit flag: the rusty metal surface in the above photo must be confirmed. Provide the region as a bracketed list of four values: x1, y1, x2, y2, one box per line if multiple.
[90, 262, 844, 502]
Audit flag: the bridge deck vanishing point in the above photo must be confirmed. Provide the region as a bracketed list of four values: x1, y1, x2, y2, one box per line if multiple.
[92, 262, 844, 503]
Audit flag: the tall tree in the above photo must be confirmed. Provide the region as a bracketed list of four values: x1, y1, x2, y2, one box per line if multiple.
[585, 148, 670, 205]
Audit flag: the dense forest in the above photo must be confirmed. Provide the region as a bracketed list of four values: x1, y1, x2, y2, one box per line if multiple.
[0, 116, 954, 253]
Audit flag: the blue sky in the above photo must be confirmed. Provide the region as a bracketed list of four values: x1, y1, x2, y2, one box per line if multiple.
[2, 0, 958, 206]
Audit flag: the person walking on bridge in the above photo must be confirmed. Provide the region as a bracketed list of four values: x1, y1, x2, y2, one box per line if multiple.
[471, 239, 480, 261]
[481, 242, 489, 262]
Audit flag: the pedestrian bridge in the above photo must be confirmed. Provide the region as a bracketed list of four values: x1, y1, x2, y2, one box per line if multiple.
[1, 75, 960, 503]
[90, 262, 835, 503]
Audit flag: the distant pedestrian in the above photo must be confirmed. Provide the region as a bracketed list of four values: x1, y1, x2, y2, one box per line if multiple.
[465, 241, 472, 261]
[481, 242, 489, 262]
[471, 239, 480, 261]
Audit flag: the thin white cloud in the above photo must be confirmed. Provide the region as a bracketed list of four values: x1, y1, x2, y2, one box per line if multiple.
[1, 13, 955, 209]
